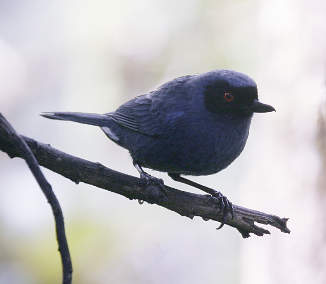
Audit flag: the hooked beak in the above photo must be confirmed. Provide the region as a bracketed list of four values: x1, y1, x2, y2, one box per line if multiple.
[250, 99, 275, 113]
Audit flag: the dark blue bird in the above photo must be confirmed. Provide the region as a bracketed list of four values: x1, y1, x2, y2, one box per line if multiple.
[41, 70, 275, 225]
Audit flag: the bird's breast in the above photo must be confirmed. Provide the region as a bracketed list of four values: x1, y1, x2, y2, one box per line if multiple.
[176, 116, 251, 175]
[134, 114, 252, 176]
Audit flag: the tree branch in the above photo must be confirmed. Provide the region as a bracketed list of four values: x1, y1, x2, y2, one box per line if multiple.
[0, 116, 290, 238]
[0, 114, 72, 284]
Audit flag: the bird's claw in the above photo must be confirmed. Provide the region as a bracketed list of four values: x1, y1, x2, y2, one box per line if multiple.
[211, 191, 234, 229]
[139, 172, 167, 203]
[140, 172, 165, 188]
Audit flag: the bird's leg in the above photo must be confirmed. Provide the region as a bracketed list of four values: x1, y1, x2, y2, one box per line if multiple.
[168, 173, 233, 228]
[133, 161, 164, 188]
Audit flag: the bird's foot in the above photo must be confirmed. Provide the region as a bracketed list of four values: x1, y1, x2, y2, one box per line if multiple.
[134, 162, 165, 189]
[140, 172, 164, 188]
[210, 191, 234, 229]
[139, 172, 167, 203]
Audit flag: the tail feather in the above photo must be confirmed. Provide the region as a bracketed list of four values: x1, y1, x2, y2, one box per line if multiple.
[40, 112, 111, 127]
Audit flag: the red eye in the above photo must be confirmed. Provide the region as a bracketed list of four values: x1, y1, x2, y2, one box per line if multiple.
[224, 92, 234, 103]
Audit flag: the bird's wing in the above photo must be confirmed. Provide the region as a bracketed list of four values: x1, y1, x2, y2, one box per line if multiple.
[107, 94, 162, 136]
[107, 75, 194, 137]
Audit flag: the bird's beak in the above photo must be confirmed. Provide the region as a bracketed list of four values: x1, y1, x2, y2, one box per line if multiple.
[251, 99, 276, 113]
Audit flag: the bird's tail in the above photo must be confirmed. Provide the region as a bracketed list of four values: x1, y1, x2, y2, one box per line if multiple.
[40, 112, 111, 127]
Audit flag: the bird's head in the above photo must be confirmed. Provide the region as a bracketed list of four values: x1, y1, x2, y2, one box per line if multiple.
[198, 70, 275, 116]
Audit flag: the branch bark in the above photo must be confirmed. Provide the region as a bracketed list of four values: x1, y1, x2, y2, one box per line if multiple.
[0, 116, 290, 238]
[0, 114, 72, 284]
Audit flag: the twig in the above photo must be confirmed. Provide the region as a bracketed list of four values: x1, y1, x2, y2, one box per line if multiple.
[0, 119, 290, 238]
[0, 114, 72, 284]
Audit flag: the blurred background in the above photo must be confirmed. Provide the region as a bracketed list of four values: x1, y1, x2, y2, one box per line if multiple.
[1, 0, 326, 283]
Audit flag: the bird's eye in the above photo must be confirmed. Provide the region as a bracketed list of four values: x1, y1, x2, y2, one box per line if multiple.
[224, 92, 234, 103]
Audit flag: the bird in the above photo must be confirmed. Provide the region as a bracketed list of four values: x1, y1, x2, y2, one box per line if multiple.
[41, 69, 275, 226]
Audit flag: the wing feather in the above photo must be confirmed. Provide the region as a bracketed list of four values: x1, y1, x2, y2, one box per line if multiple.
[107, 75, 194, 137]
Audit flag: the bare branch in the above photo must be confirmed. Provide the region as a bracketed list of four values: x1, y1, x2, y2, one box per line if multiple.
[0, 114, 72, 284]
[0, 118, 290, 238]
